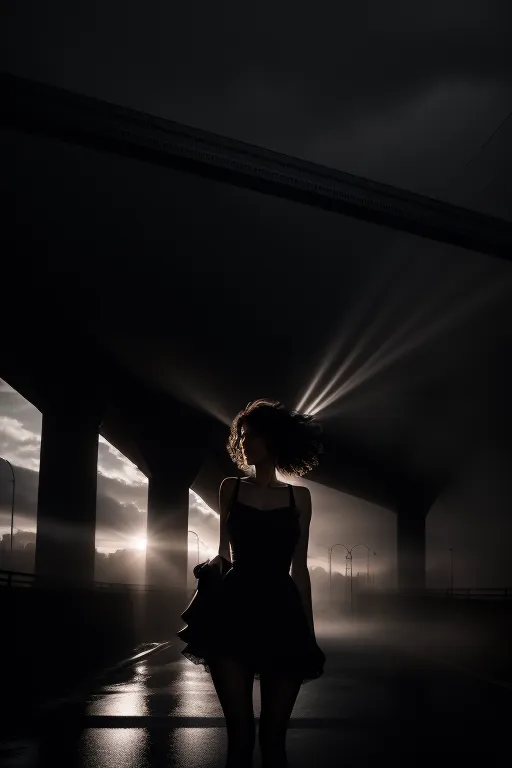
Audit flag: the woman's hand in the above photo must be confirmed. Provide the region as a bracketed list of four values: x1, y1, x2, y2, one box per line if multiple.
[208, 554, 230, 575]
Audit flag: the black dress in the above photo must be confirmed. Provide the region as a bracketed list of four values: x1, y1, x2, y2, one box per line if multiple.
[177, 478, 326, 684]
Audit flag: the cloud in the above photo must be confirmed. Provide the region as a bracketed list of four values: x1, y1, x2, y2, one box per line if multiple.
[0, 459, 147, 544]
[0, 381, 218, 554]
[0, 378, 150, 543]
[95, 493, 146, 545]
[0, 416, 41, 471]
[0, 463, 39, 533]
[189, 489, 218, 520]
[0, 380, 42, 473]
[98, 435, 147, 488]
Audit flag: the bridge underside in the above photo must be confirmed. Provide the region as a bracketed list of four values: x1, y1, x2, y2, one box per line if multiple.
[2, 74, 512, 598]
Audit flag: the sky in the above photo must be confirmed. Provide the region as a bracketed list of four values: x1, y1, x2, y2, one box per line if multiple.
[0, 378, 148, 552]
[1, 1, 511, 220]
[0, 379, 210, 556]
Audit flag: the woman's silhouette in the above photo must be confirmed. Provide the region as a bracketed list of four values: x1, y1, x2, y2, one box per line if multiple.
[178, 399, 325, 767]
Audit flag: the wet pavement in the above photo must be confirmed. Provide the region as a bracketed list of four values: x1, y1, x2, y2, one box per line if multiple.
[1, 620, 510, 767]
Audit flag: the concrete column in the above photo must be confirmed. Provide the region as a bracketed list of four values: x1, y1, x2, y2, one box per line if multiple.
[146, 473, 190, 593]
[126, 391, 216, 638]
[144, 471, 192, 639]
[396, 509, 426, 591]
[35, 403, 100, 585]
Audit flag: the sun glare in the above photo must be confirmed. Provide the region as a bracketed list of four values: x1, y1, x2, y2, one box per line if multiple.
[132, 536, 147, 551]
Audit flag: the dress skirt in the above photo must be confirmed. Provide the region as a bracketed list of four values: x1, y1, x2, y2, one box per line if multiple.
[177, 562, 325, 684]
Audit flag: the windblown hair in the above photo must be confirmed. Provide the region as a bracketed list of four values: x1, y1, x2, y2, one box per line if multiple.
[227, 398, 323, 477]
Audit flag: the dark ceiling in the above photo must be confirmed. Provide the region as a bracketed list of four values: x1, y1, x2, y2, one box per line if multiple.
[2, 80, 512, 515]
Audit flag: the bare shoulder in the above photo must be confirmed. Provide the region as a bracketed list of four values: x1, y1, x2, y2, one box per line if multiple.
[219, 477, 238, 517]
[294, 485, 312, 518]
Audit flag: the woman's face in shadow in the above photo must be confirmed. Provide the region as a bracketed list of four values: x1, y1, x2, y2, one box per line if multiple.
[241, 422, 270, 466]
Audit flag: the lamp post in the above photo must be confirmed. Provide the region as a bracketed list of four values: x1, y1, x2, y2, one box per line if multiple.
[351, 544, 377, 586]
[328, 543, 350, 607]
[328, 542, 377, 614]
[188, 530, 200, 566]
[0, 458, 15, 570]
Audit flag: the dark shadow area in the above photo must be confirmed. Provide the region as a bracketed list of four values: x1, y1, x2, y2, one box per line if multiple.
[2, 633, 509, 766]
[1, 56, 511, 768]
[353, 590, 512, 685]
[0, 582, 161, 739]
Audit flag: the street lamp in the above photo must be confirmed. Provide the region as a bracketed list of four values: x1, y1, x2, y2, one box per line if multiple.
[328, 542, 377, 614]
[351, 543, 377, 585]
[328, 543, 350, 606]
[0, 458, 15, 570]
[188, 530, 200, 567]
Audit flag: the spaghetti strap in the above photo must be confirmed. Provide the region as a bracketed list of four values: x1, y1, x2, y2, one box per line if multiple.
[288, 483, 295, 510]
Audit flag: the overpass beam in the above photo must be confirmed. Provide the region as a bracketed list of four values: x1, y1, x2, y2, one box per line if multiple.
[35, 400, 101, 585]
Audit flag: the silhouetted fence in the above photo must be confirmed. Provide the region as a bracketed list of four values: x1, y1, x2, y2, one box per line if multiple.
[0, 568, 159, 592]
[426, 587, 512, 601]
[350, 584, 512, 602]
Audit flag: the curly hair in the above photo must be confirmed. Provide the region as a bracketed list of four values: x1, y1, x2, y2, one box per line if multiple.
[227, 398, 323, 477]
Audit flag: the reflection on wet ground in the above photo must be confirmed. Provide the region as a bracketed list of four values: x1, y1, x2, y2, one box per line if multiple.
[1, 621, 510, 767]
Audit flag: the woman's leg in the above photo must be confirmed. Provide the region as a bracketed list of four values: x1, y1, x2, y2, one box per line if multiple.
[258, 671, 303, 767]
[209, 655, 256, 768]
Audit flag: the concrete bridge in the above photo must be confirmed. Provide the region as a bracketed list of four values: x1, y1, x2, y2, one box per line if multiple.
[1, 70, 512, 767]
[3, 72, 512, 603]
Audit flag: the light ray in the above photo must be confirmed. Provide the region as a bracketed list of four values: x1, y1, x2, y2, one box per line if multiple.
[315, 266, 512, 415]
[296, 250, 402, 413]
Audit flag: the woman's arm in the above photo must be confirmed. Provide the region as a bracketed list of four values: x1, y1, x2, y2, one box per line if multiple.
[208, 477, 235, 572]
[290, 486, 315, 635]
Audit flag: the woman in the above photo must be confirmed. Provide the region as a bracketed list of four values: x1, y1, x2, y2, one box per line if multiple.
[178, 399, 326, 767]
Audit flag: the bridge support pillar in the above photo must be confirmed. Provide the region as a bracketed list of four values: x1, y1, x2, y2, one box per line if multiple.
[127, 393, 215, 639]
[145, 469, 198, 639]
[35, 399, 101, 585]
[396, 507, 427, 591]
[146, 473, 190, 593]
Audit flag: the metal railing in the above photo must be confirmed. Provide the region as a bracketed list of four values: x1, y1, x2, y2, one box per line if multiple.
[3, 569, 507, 601]
[0, 568, 160, 592]
[426, 587, 512, 601]
[0, 569, 33, 588]
[93, 580, 160, 593]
